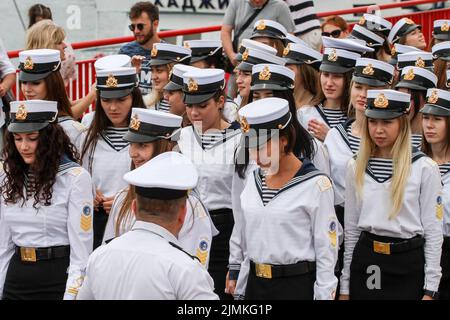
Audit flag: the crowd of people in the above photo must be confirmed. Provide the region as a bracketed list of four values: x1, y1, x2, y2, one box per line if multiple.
[0, 0, 449, 300]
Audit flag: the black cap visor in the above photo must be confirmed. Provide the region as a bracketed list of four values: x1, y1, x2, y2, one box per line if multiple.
[420, 104, 450, 116]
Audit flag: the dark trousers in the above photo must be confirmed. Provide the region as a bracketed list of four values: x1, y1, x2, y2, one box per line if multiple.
[208, 208, 234, 300]
[439, 237, 450, 300]
[350, 232, 425, 300]
[245, 268, 315, 300]
[3, 253, 69, 300]
[334, 205, 345, 299]
[93, 207, 108, 250]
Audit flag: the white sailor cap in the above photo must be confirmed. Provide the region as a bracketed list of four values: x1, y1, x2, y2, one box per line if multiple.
[366, 89, 411, 119]
[320, 48, 361, 74]
[94, 54, 131, 70]
[353, 58, 394, 87]
[350, 24, 385, 48]
[238, 97, 291, 148]
[322, 37, 374, 53]
[251, 64, 295, 91]
[184, 40, 222, 63]
[123, 151, 198, 200]
[164, 64, 199, 91]
[432, 41, 450, 61]
[396, 66, 437, 91]
[182, 68, 225, 105]
[420, 89, 450, 116]
[18, 49, 61, 82]
[388, 18, 421, 44]
[237, 46, 285, 72]
[283, 43, 322, 71]
[397, 51, 434, 70]
[150, 43, 191, 66]
[251, 19, 287, 40]
[124, 108, 182, 143]
[433, 20, 450, 41]
[284, 33, 309, 47]
[357, 14, 393, 36]
[236, 39, 277, 63]
[389, 43, 421, 65]
[96, 67, 138, 99]
[9, 100, 58, 133]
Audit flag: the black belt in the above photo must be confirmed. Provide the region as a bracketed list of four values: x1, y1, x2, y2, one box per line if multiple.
[15, 245, 70, 263]
[209, 208, 233, 225]
[360, 231, 424, 255]
[250, 260, 316, 279]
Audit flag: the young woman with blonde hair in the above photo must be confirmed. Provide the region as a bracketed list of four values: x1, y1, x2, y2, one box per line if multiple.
[25, 19, 96, 119]
[144, 43, 191, 113]
[340, 89, 443, 300]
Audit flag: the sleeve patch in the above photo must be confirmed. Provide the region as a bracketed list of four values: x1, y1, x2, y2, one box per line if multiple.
[80, 204, 93, 232]
[436, 195, 444, 221]
[196, 238, 209, 266]
[328, 219, 337, 248]
[317, 176, 332, 192]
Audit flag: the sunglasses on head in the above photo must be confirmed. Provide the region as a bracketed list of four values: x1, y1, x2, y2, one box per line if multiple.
[128, 23, 145, 31]
[322, 29, 342, 38]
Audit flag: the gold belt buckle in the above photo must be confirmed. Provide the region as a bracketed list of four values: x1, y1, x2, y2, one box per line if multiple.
[373, 241, 391, 255]
[20, 247, 37, 262]
[255, 263, 272, 279]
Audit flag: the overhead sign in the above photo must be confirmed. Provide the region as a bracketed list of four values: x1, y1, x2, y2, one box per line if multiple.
[154, 0, 229, 14]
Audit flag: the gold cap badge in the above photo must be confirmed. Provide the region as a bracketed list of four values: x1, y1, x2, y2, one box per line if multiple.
[415, 57, 425, 68]
[359, 16, 366, 25]
[16, 103, 28, 121]
[151, 46, 158, 58]
[242, 49, 249, 61]
[283, 44, 290, 57]
[183, 41, 190, 49]
[391, 46, 397, 56]
[24, 56, 34, 70]
[259, 66, 271, 81]
[187, 78, 198, 92]
[106, 74, 118, 88]
[240, 116, 250, 133]
[129, 114, 141, 131]
[328, 49, 338, 62]
[405, 18, 415, 25]
[441, 22, 450, 32]
[404, 68, 415, 81]
[427, 89, 439, 104]
[374, 93, 389, 109]
[362, 64, 375, 76]
[256, 20, 266, 31]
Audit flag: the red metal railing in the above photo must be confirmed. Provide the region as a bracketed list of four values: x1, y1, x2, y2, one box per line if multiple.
[7, 0, 449, 110]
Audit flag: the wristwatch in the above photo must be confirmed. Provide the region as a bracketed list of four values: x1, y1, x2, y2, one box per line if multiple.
[423, 290, 439, 299]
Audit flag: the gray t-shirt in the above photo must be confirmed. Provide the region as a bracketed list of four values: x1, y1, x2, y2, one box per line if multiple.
[223, 0, 295, 48]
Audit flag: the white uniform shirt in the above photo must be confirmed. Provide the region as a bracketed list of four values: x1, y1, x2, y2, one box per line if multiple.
[58, 117, 87, 152]
[177, 124, 242, 210]
[239, 160, 339, 300]
[77, 221, 219, 300]
[102, 188, 217, 268]
[81, 135, 131, 198]
[81, 112, 95, 128]
[298, 104, 347, 134]
[341, 154, 443, 294]
[440, 163, 450, 237]
[0, 162, 94, 300]
[324, 120, 358, 206]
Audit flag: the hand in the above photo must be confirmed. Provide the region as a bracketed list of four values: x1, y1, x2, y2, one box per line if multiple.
[338, 294, 350, 300]
[0, 83, 6, 97]
[308, 119, 330, 142]
[94, 189, 104, 209]
[102, 196, 115, 215]
[224, 271, 236, 296]
[231, 52, 239, 67]
[131, 55, 145, 74]
[422, 295, 433, 300]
